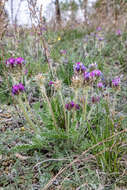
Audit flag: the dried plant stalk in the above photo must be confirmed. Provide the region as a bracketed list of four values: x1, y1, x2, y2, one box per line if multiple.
[0, 0, 8, 40]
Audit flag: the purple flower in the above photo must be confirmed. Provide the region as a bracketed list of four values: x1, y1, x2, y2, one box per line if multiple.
[98, 37, 104, 41]
[15, 57, 25, 65]
[65, 101, 76, 111]
[73, 62, 86, 73]
[12, 85, 19, 95]
[116, 29, 121, 36]
[75, 104, 80, 110]
[84, 72, 90, 81]
[96, 26, 102, 31]
[6, 58, 16, 67]
[70, 101, 75, 108]
[40, 27, 47, 31]
[81, 64, 87, 72]
[112, 77, 120, 87]
[90, 71, 96, 78]
[60, 49, 67, 55]
[92, 96, 100, 104]
[18, 83, 25, 91]
[12, 83, 25, 95]
[75, 64, 80, 72]
[97, 82, 103, 89]
[94, 70, 102, 77]
[49, 81, 54, 85]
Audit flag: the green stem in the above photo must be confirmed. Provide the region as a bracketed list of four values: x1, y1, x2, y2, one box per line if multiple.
[41, 88, 58, 130]
[23, 93, 41, 127]
[87, 105, 95, 121]
[67, 111, 70, 138]
[17, 96, 37, 133]
[83, 88, 88, 121]
[58, 90, 68, 132]
[112, 90, 119, 113]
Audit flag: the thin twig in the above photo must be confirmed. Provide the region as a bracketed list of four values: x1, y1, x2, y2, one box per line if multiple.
[42, 129, 127, 190]
[33, 158, 69, 169]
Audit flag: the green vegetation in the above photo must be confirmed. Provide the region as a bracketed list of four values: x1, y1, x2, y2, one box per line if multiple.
[0, 26, 127, 190]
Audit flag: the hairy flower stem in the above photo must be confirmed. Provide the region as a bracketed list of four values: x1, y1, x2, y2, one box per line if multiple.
[41, 87, 58, 130]
[75, 89, 78, 102]
[58, 90, 68, 132]
[23, 94, 40, 127]
[67, 111, 70, 139]
[87, 105, 95, 121]
[17, 96, 37, 133]
[73, 88, 78, 127]
[112, 90, 119, 117]
[23, 93, 31, 113]
[83, 88, 88, 121]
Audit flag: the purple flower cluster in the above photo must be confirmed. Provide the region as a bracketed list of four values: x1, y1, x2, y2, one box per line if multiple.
[12, 83, 25, 95]
[6, 57, 25, 67]
[112, 77, 120, 87]
[65, 101, 80, 111]
[83, 69, 102, 84]
[73, 62, 86, 74]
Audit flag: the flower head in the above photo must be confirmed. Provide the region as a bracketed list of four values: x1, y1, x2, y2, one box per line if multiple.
[65, 101, 79, 111]
[6, 58, 16, 67]
[84, 72, 90, 81]
[98, 37, 104, 41]
[97, 82, 103, 89]
[60, 49, 67, 55]
[75, 104, 80, 110]
[18, 83, 25, 91]
[92, 96, 100, 104]
[49, 81, 54, 85]
[112, 77, 120, 88]
[96, 26, 102, 31]
[15, 57, 25, 65]
[73, 62, 86, 74]
[12, 83, 25, 95]
[65, 101, 75, 111]
[48, 80, 61, 90]
[116, 29, 121, 36]
[94, 70, 102, 77]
